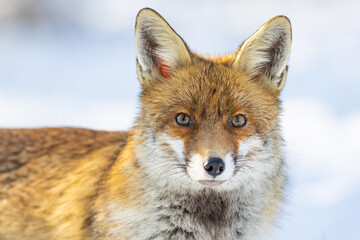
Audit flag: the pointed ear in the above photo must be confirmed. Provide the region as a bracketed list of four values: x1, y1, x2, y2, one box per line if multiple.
[233, 16, 292, 91]
[135, 8, 191, 85]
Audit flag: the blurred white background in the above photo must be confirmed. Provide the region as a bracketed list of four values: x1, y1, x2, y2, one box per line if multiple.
[1, 0, 359, 239]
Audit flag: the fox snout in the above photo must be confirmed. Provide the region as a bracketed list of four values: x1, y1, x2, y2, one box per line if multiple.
[185, 151, 236, 187]
[203, 157, 225, 177]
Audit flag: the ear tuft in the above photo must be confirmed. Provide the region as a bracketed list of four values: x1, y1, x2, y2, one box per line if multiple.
[233, 15, 292, 91]
[135, 8, 191, 84]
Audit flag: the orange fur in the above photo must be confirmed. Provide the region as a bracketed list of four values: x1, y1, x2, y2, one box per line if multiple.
[0, 8, 291, 240]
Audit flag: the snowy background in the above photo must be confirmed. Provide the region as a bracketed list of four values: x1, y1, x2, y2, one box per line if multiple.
[1, 0, 359, 239]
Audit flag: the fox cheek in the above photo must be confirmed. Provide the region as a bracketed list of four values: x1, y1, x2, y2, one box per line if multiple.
[237, 137, 264, 159]
[160, 134, 186, 163]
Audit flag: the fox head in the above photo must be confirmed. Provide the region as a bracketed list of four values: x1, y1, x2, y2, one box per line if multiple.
[133, 8, 291, 190]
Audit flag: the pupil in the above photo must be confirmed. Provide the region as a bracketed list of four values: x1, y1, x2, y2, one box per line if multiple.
[179, 114, 188, 124]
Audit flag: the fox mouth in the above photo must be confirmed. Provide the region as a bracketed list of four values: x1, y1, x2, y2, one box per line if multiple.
[198, 180, 225, 186]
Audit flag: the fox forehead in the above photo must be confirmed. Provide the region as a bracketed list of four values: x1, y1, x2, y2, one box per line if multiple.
[140, 59, 280, 136]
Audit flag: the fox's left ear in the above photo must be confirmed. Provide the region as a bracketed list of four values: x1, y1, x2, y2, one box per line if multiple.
[135, 8, 191, 85]
[233, 16, 292, 91]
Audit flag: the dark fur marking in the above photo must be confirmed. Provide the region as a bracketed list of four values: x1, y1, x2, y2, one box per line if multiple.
[277, 65, 288, 87]
[0, 161, 25, 173]
[133, 157, 141, 169]
[160, 190, 231, 232]
[201, 106, 207, 119]
[263, 138, 269, 147]
[168, 227, 194, 239]
[156, 188, 255, 239]
[1, 176, 16, 184]
[236, 230, 244, 237]
[212, 88, 216, 96]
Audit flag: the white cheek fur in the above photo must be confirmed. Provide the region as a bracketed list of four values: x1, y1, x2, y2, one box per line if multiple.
[215, 153, 235, 181]
[226, 135, 281, 191]
[160, 134, 186, 164]
[187, 154, 209, 181]
[238, 136, 263, 157]
[158, 134, 271, 184]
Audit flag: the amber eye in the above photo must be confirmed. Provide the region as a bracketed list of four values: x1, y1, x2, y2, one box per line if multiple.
[230, 114, 247, 128]
[175, 113, 193, 127]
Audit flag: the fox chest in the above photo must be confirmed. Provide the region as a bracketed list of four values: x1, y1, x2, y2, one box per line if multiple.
[144, 203, 247, 240]
[105, 193, 257, 240]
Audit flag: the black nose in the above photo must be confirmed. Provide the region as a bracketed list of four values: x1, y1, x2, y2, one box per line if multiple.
[204, 157, 225, 177]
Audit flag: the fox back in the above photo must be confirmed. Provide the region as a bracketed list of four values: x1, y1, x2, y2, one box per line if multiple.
[0, 8, 292, 240]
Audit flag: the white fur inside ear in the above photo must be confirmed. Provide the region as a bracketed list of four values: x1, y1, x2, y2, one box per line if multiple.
[135, 9, 190, 78]
[234, 16, 291, 86]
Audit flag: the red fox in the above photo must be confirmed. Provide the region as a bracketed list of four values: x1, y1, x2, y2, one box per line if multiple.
[0, 8, 292, 240]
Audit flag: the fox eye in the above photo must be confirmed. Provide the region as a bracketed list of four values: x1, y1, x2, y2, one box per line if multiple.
[230, 114, 247, 128]
[175, 113, 193, 127]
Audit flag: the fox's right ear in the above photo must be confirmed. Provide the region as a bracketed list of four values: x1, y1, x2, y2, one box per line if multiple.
[135, 8, 191, 85]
